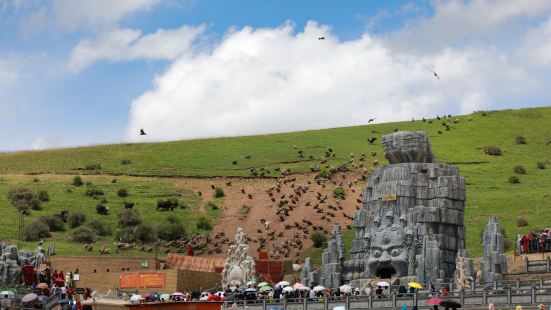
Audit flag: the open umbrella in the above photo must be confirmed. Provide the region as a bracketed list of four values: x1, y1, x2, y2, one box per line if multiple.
[313, 286, 325, 292]
[257, 282, 269, 287]
[277, 281, 290, 287]
[293, 283, 305, 290]
[21, 293, 38, 303]
[36, 283, 49, 289]
[376, 281, 390, 287]
[142, 293, 154, 299]
[298, 286, 310, 291]
[172, 292, 184, 296]
[53, 277, 65, 285]
[246, 280, 257, 286]
[38, 295, 48, 302]
[0, 291, 15, 298]
[408, 282, 423, 289]
[440, 299, 462, 309]
[339, 285, 352, 294]
[130, 295, 143, 302]
[58, 299, 68, 304]
[426, 297, 442, 305]
[159, 294, 170, 300]
[282, 286, 294, 293]
[259, 286, 273, 291]
[244, 288, 257, 292]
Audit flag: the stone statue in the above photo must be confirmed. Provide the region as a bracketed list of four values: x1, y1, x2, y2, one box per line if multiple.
[304, 131, 468, 288]
[454, 249, 474, 289]
[480, 217, 507, 282]
[220, 228, 256, 288]
[0, 242, 45, 287]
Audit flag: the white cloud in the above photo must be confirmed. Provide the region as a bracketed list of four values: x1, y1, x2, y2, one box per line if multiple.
[31, 136, 48, 150]
[68, 24, 205, 72]
[52, 0, 161, 30]
[0, 57, 19, 86]
[125, 21, 527, 143]
[520, 17, 551, 67]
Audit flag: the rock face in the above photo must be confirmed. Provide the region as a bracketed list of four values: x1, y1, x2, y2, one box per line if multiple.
[480, 217, 507, 283]
[0, 243, 46, 287]
[302, 131, 467, 287]
[220, 228, 256, 288]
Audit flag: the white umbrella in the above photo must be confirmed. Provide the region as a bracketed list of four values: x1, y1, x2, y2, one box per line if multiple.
[277, 281, 290, 287]
[298, 286, 310, 291]
[376, 281, 390, 287]
[257, 282, 269, 287]
[339, 285, 352, 294]
[282, 286, 294, 293]
[130, 295, 143, 303]
[313, 285, 325, 292]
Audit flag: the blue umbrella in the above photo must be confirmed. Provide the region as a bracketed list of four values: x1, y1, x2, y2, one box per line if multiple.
[58, 299, 68, 304]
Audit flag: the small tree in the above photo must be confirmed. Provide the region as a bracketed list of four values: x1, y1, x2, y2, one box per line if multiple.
[72, 176, 84, 187]
[196, 217, 212, 230]
[68, 212, 87, 228]
[117, 188, 129, 198]
[71, 227, 96, 243]
[310, 231, 327, 248]
[135, 224, 156, 243]
[118, 209, 143, 227]
[213, 187, 225, 198]
[39, 215, 65, 232]
[7, 187, 39, 212]
[333, 187, 347, 200]
[156, 216, 186, 241]
[24, 220, 51, 241]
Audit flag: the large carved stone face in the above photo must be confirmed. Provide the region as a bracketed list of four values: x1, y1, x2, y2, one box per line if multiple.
[367, 228, 408, 278]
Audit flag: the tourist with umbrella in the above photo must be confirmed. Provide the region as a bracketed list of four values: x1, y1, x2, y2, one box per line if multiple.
[426, 297, 442, 310]
[440, 299, 462, 310]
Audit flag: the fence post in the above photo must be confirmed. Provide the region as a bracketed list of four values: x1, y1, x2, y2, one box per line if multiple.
[263, 299, 267, 310]
[460, 289, 464, 305]
[507, 287, 511, 306]
[414, 291, 418, 307]
[368, 293, 372, 309]
[482, 288, 487, 305]
[547, 256, 550, 272]
[525, 256, 529, 273]
[392, 292, 396, 308]
[531, 286, 536, 304]
[303, 296, 308, 310]
[493, 279, 497, 290]
[324, 296, 328, 310]
[244, 298, 247, 309]
[515, 278, 520, 289]
[346, 294, 350, 310]
[540, 275, 544, 288]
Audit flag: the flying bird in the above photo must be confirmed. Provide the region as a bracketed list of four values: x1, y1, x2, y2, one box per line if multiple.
[139, 129, 147, 135]
[368, 117, 377, 123]
[426, 67, 440, 80]
[318, 37, 325, 40]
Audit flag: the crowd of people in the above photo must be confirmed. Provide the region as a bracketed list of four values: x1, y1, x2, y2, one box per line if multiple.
[517, 229, 551, 254]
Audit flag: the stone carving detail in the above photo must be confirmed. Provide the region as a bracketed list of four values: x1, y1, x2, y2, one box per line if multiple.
[454, 249, 474, 289]
[480, 217, 507, 283]
[0, 242, 47, 287]
[221, 228, 256, 288]
[305, 131, 467, 287]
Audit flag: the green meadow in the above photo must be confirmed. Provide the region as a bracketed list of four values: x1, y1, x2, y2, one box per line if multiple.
[1, 107, 551, 258]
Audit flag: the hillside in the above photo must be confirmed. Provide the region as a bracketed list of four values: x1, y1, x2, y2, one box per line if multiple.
[1, 107, 551, 260]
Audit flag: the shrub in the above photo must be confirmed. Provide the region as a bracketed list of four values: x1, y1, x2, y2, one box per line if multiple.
[72, 176, 83, 186]
[87, 220, 112, 236]
[39, 215, 65, 232]
[316, 169, 331, 179]
[85, 188, 104, 197]
[536, 161, 547, 169]
[514, 165, 526, 175]
[68, 212, 87, 228]
[516, 217, 528, 227]
[196, 217, 212, 230]
[508, 176, 520, 184]
[515, 136, 527, 144]
[118, 209, 143, 227]
[117, 188, 129, 198]
[179, 202, 189, 209]
[71, 227, 96, 243]
[100, 197, 108, 204]
[310, 231, 327, 248]
[239, 205, 251, 214]
[66, 188, 73, 193]
[85, 163, 101, 170]
[206, 201, 218, 210]
[482, 146, 502, 156]
[157, 198, 179, 210]
[156, 216, 186, 241]
[333, 187, 347, 200]
[37, 190, 50, 202]
[120, 159, 132, 165]
[24, 220, 51, 241]
[135, 224, 156, 243]
[213, 187, 225, 198]
[7, 187, 38, 211]
[29, 199, 43, 211]
[115, 228, 136, 243]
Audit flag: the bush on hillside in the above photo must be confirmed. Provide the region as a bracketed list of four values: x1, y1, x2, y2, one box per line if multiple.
[156, 216, 186, 241]
[37, 190, 50, 202]
[515, 136, 527, 145]
[482, 146, 502, 156]
[29, 198, 43, 211]
[85, 188, 104, 197]
[115, 228, 137, 243]
[536, 161, 547, 169]
[196, 217, 212, 231]
[68, 212, 87, 228]
[310, 231, 327, 248]
[514, 165, 526, 175]
[85, 163, 101, 170]
[206, 201, 218, 210]
[71, 227, 96, 243]
[87, 220, 112, 236]
[117, 209, 142, 227]
[333, 187, 347, 200]
[516, 217, 528, 227]
[239, 205, 251, 214]
[24, 220, 51, 241]
[316, 169, 331, 179]
[508, 176, 520, 184]
[213, 187, 225, 198]
[7, 187, 41, 212]
[157, 198, 179, 210]
[39, 215, 65, 232]
[72, 176, 83, 186]
[117, 188, 129, 198]
[135, 223, 156, 243]
[120, 159, 132, 165]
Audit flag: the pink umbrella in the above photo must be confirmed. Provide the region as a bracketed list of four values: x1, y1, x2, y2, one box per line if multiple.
[172, 292, 184, 296]
[426, 297, 442, 305]
[293, 283, 305, 290]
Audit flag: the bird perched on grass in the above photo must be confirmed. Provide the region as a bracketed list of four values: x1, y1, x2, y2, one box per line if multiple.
[139, 129, 147, 135]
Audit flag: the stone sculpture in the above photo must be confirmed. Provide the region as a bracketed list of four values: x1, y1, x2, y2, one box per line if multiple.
[303, 131, 467, 287]
[221, 228, 256, 288]
[454, 249, 474, 289]
[0, 242, 46, 287]
[480, 217, 507, 283]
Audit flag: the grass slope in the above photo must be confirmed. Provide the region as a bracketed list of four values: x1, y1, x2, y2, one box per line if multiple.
[1, 107, 551, 258]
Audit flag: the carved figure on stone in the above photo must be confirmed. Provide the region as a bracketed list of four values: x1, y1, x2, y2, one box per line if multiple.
[220, 228, 256, 288]
[455, 252, 473, 289]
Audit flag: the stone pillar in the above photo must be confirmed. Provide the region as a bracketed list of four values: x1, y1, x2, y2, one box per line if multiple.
[481, 217, 508, 283]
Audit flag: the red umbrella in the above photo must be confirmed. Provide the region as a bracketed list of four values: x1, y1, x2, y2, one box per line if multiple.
[426, 297, 442, 305]
[53, 277, 65, 285]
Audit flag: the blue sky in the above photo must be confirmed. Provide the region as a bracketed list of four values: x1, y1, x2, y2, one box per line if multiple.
[1, 0, 550, 151]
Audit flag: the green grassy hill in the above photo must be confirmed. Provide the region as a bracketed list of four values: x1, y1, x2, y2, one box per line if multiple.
[1, 107, 551, 258]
